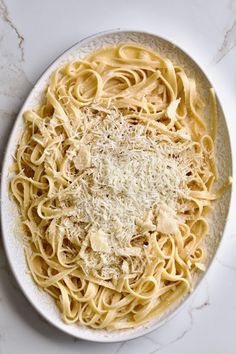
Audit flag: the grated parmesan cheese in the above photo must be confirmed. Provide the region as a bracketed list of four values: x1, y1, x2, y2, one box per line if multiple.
[74, 145, 91, 170]
[89, 228, 111, 253]
[61, 109, 199, 278]
[166, 98, 181, 123]
[156, 205, 180, 234]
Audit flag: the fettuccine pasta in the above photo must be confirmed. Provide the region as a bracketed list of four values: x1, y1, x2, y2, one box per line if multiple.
[10, 44, 230, 330]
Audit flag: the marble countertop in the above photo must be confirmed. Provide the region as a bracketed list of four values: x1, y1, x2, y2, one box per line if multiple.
[0, 0, 236, 353]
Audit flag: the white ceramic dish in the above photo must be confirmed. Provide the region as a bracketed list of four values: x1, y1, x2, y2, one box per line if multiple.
[0, 30, 232, 342]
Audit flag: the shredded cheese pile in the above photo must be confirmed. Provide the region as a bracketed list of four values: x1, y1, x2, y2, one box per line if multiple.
[59, 109, 200, 278]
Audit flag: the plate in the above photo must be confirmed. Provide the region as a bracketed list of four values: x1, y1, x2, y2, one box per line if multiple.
[0, 30, 232, 342]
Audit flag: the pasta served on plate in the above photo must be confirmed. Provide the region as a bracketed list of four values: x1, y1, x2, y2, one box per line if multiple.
[10, 43, 230, 330]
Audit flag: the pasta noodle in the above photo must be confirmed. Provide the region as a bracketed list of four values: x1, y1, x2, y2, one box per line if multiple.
[10, 43, 230, 330]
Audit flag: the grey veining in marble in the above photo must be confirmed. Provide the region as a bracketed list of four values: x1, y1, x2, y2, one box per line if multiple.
[0, 0, 24, 61]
